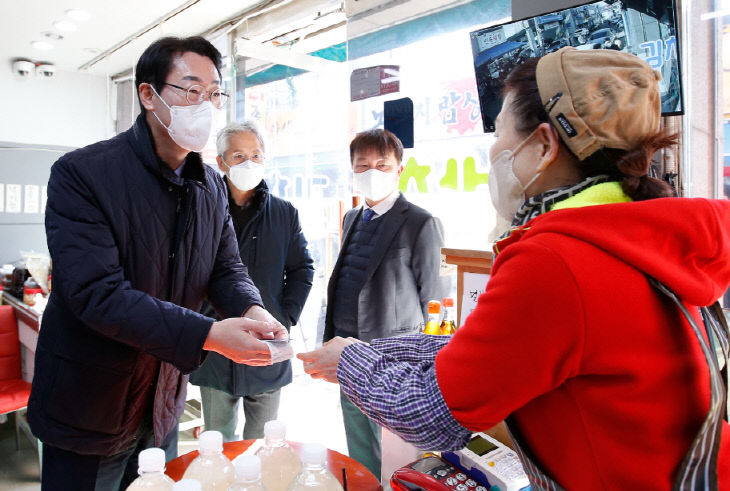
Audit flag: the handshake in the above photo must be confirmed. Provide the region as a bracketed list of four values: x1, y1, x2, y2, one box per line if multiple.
[203, 304, 292, 366]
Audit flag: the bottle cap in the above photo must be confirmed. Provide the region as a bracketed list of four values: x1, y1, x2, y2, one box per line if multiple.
[172, 479, 203, 491]
[300, 442, 327, 466]
[234, 455, 262, 481]
[263, 420, 286, 439]
[198, 430, 223, 453]
[138, 447, 166, 473]
[442, 297, 454, 308]
[427, 300, 441, 314]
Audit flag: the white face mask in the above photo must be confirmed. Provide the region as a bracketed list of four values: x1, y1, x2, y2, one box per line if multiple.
[151, 86, 213, 152]
[488, 129, 541, 221]
[353, 168, 399, 202]
[223, 159, 265, 191]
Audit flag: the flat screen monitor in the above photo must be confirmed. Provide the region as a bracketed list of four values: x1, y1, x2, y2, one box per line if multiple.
[470, 0, 682, 132]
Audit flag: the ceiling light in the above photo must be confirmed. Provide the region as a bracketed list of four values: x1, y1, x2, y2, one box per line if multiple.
[42, 31, 64, 41]
[66, 9, 91, 22]
[31, 41, 54, 51]
[53, 20, 77, 32]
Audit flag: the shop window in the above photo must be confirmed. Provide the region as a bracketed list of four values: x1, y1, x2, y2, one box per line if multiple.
[238, 1, 510, 340]
[347, 28, 496, 250]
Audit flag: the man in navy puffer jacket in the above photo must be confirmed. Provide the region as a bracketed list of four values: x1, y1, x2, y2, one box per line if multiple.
[27, 36, 287, 491]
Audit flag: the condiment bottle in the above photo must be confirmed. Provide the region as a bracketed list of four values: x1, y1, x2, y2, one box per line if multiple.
[422, 300, 441, 335]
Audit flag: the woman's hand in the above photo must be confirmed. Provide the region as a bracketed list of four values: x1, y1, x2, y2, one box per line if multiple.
[297, 337, 359, 383]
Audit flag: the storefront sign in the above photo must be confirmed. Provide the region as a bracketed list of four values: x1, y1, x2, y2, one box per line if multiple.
[350, 65, 400, 102]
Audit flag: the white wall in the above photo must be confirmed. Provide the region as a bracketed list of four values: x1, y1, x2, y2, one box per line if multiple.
[0, 68, 111, 148]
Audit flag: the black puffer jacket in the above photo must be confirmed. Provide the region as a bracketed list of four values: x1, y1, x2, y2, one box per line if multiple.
[190, 179, 314, 397]
[28, 115, 262, 456]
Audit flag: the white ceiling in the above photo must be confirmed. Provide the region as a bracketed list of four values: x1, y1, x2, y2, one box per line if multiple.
[1, 0, 263, 77]
[2, 0, 474, 79]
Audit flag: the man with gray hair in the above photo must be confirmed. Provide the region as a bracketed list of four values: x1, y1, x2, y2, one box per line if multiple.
[190, 121, 314, 440]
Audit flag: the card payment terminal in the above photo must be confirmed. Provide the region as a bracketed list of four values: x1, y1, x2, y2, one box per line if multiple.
[390, 454, 490, 491]
[442, 433, 530, 491]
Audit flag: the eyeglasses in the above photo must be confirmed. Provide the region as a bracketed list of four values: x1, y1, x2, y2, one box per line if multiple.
[228, 152, 264, 165]
[164, 82, 229, 109]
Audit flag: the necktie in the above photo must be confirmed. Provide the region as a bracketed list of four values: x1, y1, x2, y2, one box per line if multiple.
[362, 208, 376, 223]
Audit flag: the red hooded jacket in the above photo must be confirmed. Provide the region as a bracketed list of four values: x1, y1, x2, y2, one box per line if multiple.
[436, 197, 730, 489]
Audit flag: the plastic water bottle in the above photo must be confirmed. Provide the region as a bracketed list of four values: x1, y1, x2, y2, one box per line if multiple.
[126, 448, 174, 490]
[255, 421, 302, 491]
[182, 431, 235, 491]
[229, 455, 266, 490]
[173, 480, 202, 491]
[286, 443, 343, 491]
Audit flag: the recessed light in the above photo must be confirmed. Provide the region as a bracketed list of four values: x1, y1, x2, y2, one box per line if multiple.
[31, 41, 54, 51]
[53, 20, 77, 32]
[42, 31, 64, 41]
[66, 9, 91, 22]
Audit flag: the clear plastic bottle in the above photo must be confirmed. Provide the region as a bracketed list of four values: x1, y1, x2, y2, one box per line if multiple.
[255, 421, 301, 491]
[173, 479, 203, 491]
[182, 431, 235, 491]
[229, 455, 266, 491]
[286, 443, 343, 491]
[126, 448, 175, 490]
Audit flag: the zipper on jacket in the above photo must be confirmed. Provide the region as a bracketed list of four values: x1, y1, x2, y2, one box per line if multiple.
[167, 186, 185, 301]
[249, 236, 258, 264]
[238, 207, 262, 266]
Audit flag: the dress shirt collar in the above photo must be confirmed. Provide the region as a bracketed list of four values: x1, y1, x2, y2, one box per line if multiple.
[363, 188, 400, 218]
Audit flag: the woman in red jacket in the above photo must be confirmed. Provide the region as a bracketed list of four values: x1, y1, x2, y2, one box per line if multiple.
[299, 47, 730, 489]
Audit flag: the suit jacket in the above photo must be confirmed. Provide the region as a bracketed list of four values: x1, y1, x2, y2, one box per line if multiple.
[324, 193, 444, 343]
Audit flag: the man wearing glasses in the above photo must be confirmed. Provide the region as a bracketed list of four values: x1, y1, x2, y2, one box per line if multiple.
[28, 36, 286, 490]
[190, 121, 314, 442]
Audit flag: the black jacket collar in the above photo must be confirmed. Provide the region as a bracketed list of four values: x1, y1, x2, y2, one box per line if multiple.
[128, 113, 208, 187]
[224, 177, 269, 211]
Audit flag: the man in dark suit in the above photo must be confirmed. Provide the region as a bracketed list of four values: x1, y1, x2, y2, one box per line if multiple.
[323, 129, 444, 479]
[29, 37, 285, 490]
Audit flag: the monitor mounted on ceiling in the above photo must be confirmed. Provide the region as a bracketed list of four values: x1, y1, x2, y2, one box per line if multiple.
[470, 0, 682, 133]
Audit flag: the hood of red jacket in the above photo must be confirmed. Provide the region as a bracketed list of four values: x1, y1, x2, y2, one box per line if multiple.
[497, 198, 730, 306]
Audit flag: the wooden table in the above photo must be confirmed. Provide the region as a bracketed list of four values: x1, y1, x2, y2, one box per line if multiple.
[166, 440, 382, 490]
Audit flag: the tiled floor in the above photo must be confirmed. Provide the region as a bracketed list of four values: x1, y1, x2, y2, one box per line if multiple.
[0, 415, 40, 491]
[0, 321, 348, 490]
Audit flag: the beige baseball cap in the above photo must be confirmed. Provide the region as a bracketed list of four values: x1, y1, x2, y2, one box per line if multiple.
[535, 47, 662, 160]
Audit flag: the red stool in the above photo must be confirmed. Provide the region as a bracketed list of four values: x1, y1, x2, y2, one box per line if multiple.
[0, 304, 33, 450]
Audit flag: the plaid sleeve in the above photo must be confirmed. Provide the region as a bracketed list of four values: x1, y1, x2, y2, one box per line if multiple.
[370, 333, 451, 362]
[337, 341, 472, 451]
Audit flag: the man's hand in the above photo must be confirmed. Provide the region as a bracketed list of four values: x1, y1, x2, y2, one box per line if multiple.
[204, 318, 278, 365]
[297, 337, 358, 384]
[243, 304, 289, 340]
